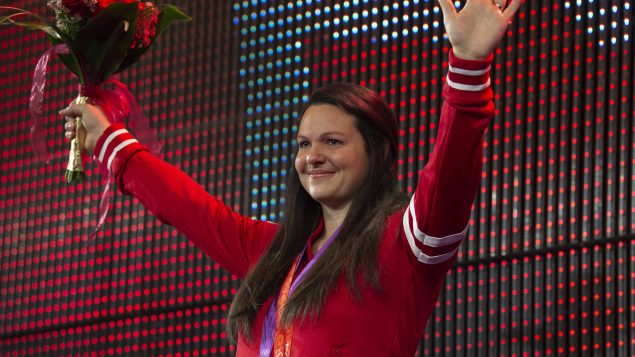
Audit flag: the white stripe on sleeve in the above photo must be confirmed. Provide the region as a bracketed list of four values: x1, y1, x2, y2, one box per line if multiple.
[446, 75, 491, 91]
[408, 197, 468, 247]
[402, 194, 468, 265]
[448, 64, 491, 76]
[106, 139, 137, 171]
[402, 208, 461, 265]
[98, 128, 128, 162]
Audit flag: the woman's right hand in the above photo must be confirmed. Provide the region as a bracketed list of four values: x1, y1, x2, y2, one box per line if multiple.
[437, 0, 521, 61]
[60, 103, 111, 154]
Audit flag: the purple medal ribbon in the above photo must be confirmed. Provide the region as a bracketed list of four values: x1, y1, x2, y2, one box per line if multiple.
[259, 225, 342, 357]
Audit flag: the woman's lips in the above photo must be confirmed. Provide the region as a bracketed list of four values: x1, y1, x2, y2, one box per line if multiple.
[308, 170, 334, 178]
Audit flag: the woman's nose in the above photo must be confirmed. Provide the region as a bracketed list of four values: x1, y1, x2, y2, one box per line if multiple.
[305, 145, 325, 164]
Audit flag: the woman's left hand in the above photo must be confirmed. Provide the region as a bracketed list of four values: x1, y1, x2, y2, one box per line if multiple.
[437, 0, 522, 60]
[59, 103, 111, 154]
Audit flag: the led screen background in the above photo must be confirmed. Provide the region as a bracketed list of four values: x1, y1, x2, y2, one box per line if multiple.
[1, 0, 633, 355]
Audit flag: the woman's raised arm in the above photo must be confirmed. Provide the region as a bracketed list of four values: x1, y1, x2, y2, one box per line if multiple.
[60, 104, 278, 278]
[401, 0, 521, 267]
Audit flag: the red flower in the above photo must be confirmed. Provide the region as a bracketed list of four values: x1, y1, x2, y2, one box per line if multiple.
[96, 0, 137, 12]
[132, 2, 159, 48]
[61, 0, 91, 17]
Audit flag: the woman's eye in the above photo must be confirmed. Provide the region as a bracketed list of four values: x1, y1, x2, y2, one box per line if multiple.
[325, 138, 342, 145]
[297, 141, 309, 148]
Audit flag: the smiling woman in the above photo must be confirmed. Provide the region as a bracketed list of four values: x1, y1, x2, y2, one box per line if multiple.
[59, 0, 522, 355]
[296, 104, 370, 214]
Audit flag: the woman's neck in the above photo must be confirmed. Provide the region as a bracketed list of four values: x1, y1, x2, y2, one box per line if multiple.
[313, 203, 350, 254]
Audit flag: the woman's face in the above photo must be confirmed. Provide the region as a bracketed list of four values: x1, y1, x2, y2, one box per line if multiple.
[295, 104, 369, 211]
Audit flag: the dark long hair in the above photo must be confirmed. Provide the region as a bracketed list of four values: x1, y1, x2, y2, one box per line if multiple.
[227, 83, 408, 341]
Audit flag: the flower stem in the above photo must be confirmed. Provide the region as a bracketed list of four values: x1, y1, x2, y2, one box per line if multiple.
[65, 95, 89, 183]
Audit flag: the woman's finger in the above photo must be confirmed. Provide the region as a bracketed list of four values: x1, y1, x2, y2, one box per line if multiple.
[502, 0, 522, 21]
[493, 0, 506, 9]
[59, 103, 86, 118]
[436, 0, 457, 22]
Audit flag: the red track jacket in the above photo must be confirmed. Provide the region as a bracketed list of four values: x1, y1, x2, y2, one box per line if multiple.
[93, 50, 494, 356]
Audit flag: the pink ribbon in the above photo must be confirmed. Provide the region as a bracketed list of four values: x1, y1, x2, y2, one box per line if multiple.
[79, 81, 161, 155]
[81, 81, 162, 241]
[29, 44, 162, 241]
[30, 43, 70, 163]
[88, 170, 113, 243]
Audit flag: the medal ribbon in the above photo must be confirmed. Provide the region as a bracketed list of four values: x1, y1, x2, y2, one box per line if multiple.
[259, 225, 342, 357]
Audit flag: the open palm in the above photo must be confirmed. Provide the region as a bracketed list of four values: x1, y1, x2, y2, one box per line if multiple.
[437, 0, 522, 60]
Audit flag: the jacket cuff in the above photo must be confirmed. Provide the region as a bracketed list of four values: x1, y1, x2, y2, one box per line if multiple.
[93, 124, 148, 177]
[446, 49, 493, 92]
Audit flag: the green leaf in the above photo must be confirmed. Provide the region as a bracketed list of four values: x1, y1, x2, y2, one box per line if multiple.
[48, 35, 84, 82]
[0, 6, 62, 39]
[116, 5, 190, 74]
[115, 45, 148, 74]
[73, 2, 139, 84]
[155, 5, 191, 37]
[95, 20, 135, 81]
[0, 6, 84, 81]
[3, 19, 49, 32]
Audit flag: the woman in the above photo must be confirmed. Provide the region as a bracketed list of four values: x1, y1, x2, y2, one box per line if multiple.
[61, 0, 520, 355]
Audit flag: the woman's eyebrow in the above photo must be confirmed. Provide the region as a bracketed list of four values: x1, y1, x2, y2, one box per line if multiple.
[297, 131, 346, 139]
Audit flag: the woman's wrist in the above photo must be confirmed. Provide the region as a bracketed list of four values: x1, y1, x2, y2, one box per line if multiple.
[451, 47, 492, 61]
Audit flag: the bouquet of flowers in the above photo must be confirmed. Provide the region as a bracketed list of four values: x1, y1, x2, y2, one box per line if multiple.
[1, 1, 189, 181]
[1, 0, 189, 237]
